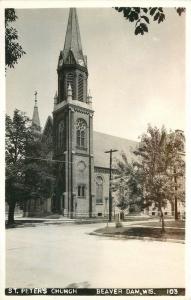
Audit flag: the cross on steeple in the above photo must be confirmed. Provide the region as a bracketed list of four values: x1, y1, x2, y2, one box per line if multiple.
[34, 91, 38, 107]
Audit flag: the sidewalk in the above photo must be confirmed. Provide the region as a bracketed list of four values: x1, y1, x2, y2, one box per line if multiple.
[16, 216, 74, 221]
[6, 216, 184, 229]
[6, 215, 108, 225]
[9, 216, 161, 225]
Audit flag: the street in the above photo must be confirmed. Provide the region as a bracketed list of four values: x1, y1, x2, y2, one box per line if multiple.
[6, 223, 185, 288]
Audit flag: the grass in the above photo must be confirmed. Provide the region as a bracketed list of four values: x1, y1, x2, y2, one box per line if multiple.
[95, 221, 185, 241]
[132, 220, 185, 229]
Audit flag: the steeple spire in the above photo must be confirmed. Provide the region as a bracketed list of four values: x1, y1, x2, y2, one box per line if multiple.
[32, 91, 41, 132]
[62, 8, 86, 67]
[57, 8, 88, 103]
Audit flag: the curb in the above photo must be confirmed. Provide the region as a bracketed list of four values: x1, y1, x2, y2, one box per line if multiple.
[5, 219, 106, 228]
[90, 232, 185, 244]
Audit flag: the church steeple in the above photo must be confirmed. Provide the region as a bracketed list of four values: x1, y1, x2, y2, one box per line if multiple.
[32, 91, 41, 132]
[53, 8, 94, 218]
[63, 8, 86, 67]
[57, 8, 88, 103]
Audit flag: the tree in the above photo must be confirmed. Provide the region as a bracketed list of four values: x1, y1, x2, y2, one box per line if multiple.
[5, 8, 26, 69]
[165, 130, 185, 220]
[23, 138, 56, 216]
[113, 153, 143, 219]
[134, 125, 185, 232]
[6, 110, 33, 224]
[115, 7, 185, 35]
[5, 109, 55, 224]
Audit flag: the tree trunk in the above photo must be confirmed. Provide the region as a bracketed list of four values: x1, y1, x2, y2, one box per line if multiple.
[7, 200, 16, 225]
[174, 195, 178, 220]
[23, 200, 29, 217]
[160, 208, 165, 233]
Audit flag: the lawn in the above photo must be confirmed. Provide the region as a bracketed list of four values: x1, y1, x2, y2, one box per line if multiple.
[95, 220, 185, 241]
[133, 220, 185, 228]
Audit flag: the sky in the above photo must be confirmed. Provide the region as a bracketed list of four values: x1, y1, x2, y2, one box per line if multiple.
[6, 7, 185, 141]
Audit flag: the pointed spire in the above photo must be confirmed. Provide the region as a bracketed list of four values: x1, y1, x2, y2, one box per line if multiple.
[67, 84, 72, 102]
[63, 8, 86, 67]
[32, 91, 41, 132]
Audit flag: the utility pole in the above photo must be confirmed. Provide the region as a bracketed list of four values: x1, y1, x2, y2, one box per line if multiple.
[105, 149, 118, 222]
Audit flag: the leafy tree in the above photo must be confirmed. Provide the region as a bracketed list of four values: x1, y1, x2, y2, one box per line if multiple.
[113, 153, 143, 218]
[114, 126, 185, 232]
[164, 130, 185, 220]
[5, 109, 55, 224]
[134, 125, 185, 232]
[6, 110, 33, 224]
[115, 7, 185, 35]
[5, 8, 26, 69]
[23, 138, 56, 216]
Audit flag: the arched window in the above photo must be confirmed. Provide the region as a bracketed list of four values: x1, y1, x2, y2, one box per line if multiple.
[78, 74, 84, 102]
[76, 119, 87, 149]
[58, 120, 64, 149]
[67, 52, 75, 64]
[77, 184, 86, 198]
[96, 176, 103, 204]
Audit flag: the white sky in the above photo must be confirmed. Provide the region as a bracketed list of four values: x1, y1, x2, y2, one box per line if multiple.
[6, 7, 185, 141]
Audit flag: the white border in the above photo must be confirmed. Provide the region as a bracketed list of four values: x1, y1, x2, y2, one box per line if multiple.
[0, 0, 191, 9]
[0, 4, 5, 300]
[185, 4, 191, 298]
[0, 1, 190, 299]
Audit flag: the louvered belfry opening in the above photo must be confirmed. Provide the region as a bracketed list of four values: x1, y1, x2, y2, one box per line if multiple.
[78, 74, 84, 101]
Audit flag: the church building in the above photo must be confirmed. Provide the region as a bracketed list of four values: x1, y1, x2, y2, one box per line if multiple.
[30, 8, 138, 218]
[30, 8, 185, 220]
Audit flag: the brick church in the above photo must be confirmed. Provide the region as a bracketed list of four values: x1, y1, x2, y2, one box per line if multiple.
[30, 8, 138, 218]
[30, 8, 184, 219]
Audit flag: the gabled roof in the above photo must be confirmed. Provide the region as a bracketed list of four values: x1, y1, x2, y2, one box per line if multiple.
[62, 8, 86, 67]
[41, 118, 138, 169]
[93, 131, 138, 169]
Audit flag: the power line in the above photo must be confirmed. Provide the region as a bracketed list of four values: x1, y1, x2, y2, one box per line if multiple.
[25, 156, 119, 170]
[25, 156, 73, 164]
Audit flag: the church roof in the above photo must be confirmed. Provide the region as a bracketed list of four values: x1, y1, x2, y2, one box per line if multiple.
[42, 117, 138, 169]
[62, 8, 86, 66]
[43, 116, 53, 135]
[93, 131, 138, 169]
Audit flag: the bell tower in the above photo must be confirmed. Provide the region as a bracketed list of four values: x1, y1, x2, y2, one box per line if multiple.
[53, 8, 95, 218]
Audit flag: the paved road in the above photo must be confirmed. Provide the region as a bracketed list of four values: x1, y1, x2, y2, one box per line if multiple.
[6, 223, 185, 288]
